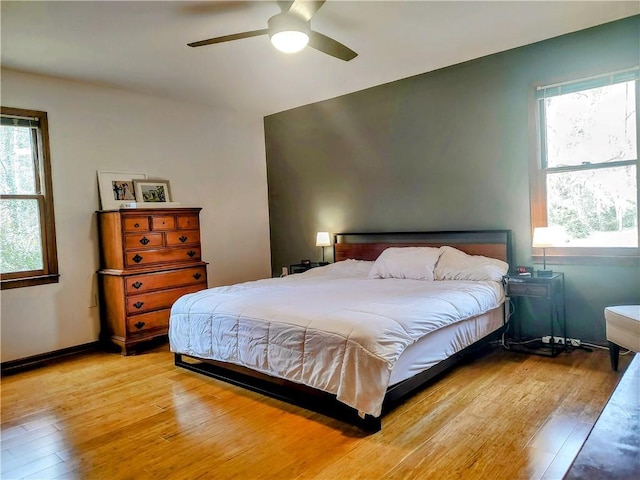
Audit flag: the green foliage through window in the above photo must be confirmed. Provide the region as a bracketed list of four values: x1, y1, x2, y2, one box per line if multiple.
[0, 199, 44, 273]
[538, 71, 639, 248]
[1, 107, 58, 288]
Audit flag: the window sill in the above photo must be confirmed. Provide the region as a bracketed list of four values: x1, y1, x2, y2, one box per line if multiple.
[532, 254, 639, 267]
[1, 274, 60, 290]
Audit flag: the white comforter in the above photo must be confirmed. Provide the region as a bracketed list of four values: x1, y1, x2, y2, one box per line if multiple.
[169, 260, 504, 417]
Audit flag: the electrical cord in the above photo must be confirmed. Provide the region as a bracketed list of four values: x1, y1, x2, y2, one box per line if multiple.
[580, 342, 632, 355]
[508, 338, 544, 345]
[501, 298, 547, 349]
[500, 298, 514, 349]
[497, 295, 631, 356]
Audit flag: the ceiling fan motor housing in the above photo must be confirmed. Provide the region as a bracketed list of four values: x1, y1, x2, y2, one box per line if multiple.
[267, 12, 311, 38]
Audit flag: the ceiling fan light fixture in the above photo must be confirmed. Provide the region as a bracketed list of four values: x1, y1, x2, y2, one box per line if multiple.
[268, 13, 310, 54]
[271, 30, 309, 53]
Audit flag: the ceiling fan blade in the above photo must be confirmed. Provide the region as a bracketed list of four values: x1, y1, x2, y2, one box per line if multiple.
[277, 1, 294, 13]
[288, 0, 326, 21]
[188, 29, 269, 47]
[308, 31, 357, 61]
[180, 1, 254, 16]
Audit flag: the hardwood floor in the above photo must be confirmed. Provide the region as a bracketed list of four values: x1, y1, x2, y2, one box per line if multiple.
[1, 344, 631, 480]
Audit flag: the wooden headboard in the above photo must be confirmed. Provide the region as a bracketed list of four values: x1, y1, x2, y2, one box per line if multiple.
[334, 230, 511, 264]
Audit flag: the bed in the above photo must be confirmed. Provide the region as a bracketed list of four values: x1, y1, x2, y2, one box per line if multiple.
[170, 230, 511, 431]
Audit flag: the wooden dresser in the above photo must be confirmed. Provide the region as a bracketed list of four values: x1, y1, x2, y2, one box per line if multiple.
[97, 207, 207, 355]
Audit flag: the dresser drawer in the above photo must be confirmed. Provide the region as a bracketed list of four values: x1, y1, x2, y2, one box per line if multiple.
[125, 266, 207, 294]
[165, 230, 200, 246]
[124, 233, 163, 249]
[126, 283, 204, 315]
[123, 216, 151, 232]
[126, 309, 170, 335]
[125, 247, 201, 268]
[178, 215, 199, 230]
[507, 282, 549, 297]
[151, 215, 176, 231]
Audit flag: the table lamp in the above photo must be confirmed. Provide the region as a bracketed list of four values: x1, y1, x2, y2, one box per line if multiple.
[315, 231, 331, 263]
[532, 227, 556, 277]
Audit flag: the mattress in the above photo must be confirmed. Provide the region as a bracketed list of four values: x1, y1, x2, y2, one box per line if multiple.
[169, 259, 505, 417]
[389, 307, 504, 385]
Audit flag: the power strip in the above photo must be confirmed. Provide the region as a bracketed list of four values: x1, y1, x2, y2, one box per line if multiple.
[541, 336, 581, 347]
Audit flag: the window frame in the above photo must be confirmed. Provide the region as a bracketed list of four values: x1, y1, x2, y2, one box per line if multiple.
[1, 106, 59, 289]
[530, 70, 640, 266]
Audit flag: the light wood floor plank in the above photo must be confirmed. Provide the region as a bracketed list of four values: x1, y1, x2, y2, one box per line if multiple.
[1, 344, 631, 480]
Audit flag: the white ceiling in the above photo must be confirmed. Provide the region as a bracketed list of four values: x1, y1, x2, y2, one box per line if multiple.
[2, 1, 638, 116]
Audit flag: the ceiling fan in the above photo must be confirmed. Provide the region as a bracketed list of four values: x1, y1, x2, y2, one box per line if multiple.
[188, 0, 357, 61]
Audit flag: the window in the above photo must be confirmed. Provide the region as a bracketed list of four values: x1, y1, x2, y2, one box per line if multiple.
[1, 107, 59, 289]
[531, 68, 639, 262]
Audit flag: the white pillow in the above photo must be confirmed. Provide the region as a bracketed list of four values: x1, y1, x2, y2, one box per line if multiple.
[368, 247, 442, 281]
[434, 246, 508, 282]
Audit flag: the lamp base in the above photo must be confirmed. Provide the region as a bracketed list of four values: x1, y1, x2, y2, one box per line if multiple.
[537, 269, 554, 277]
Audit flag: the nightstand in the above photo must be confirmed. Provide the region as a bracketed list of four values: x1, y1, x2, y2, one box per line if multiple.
[289, 262, 329, 274]
[503, 272, 567, 357]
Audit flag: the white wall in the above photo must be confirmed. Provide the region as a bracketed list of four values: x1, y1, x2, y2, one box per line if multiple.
[0, 69, 272, 362]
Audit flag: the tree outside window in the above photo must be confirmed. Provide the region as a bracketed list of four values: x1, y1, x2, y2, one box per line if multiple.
[532, 69, 639, 259]
[1, 107, 59, 289]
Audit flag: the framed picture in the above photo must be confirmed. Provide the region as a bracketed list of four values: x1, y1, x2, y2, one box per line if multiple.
[97, 171, 147, 210]
[133, 179, 172, 203]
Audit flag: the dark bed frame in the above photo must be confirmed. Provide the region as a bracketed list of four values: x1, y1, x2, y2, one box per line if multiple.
[174, 230, 512, 432]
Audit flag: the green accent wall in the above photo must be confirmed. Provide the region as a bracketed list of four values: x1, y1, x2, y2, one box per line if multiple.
[264, 16, 640, 344]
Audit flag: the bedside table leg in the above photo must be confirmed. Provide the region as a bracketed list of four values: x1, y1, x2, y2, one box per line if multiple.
[549, 297, 555, 357]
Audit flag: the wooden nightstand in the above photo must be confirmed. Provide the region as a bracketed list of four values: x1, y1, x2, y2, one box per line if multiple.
[289, 262, 329, 274]
[502, 272, 567, 357]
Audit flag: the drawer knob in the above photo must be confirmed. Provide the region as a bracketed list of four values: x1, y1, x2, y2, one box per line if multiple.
[133, 301, 144, 309]
[134, 321, 145, 329]
[193, 273, 202, 280]
[132, 254, 143, 263]
[132, 281, 143, 289]
[134, 223, 140, 228]
[139, 237, 150, 245]
[179, 236, 188, 243]
[187, 250, 196, 258]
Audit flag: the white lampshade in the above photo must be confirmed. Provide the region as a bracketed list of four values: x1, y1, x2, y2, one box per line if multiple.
[315, 231, 331, 247]
[532, 227, 558, 248]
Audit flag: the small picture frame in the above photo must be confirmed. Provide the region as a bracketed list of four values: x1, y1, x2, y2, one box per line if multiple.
[133, 179, 172, 203]
[97, 171, 147, 210]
